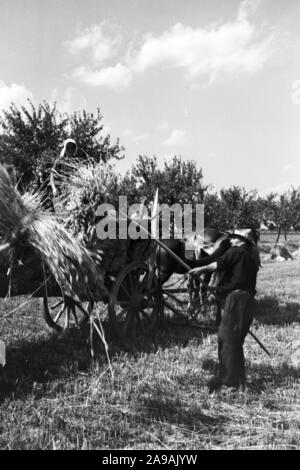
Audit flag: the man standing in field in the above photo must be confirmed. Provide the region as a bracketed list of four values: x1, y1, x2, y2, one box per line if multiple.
[189, 233, 260, 394]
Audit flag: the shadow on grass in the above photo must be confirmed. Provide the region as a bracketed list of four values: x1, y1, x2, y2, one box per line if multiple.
[142, 396, 226, 431]
[137, 357, 299, 432]
[138, 381, 227, 433]
[254, 296, 300, 325]
[248, 360, 300, 394]
[0, 319, 214, 403]
[0, 327, 93, 401]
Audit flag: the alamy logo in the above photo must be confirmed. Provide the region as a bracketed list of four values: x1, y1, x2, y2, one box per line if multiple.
[95, 196, 204, 240]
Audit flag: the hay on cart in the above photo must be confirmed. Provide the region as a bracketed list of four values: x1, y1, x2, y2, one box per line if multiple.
[0, 165, 108, 303]
[56, 161, 153, 278]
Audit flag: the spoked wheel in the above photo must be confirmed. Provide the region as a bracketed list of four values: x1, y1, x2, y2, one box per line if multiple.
[162, 274, 219, 327]
[43, 295, 94, 333]
[161, 275, 189, 320]
[108, 261, 163, 340]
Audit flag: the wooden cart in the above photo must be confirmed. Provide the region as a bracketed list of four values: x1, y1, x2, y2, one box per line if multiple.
[0, 238, 164, 339]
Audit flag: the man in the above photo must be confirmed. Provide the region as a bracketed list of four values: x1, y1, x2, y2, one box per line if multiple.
[189, 233, 260, 394]
[50, 138, 77, 198]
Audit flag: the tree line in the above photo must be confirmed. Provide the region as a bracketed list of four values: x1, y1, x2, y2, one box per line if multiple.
[0, 100, 299, 239]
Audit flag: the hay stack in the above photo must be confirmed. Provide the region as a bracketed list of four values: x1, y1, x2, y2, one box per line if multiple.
[57, 162, 120, 236]
[269, 244, 293, 261]
[57, 162, 130, 275]
[0, 165, 108, 302]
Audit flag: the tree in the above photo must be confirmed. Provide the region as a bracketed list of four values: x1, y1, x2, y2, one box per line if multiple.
[289, 187, 300, 232]
[273, 188, 300, 243]
[204, 186, 261, 231]
[122, 155, 206, 235]
[0, 100, 124, 191]
[203, 192, 225, 229]
[124, 155, 206, 205]
[255, 187, 300, 244]
[67, 108, 124, 163]
[0, 100, 67, 188]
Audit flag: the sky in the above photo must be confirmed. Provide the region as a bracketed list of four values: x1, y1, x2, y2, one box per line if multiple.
[0, 0, 300, 194]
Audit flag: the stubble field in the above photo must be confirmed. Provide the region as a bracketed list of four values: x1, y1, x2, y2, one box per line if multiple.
[0, 254, 299, 450]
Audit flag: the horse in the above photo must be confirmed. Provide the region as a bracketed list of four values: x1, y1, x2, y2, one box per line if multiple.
[155, 227, 260, 325]
[155, 228, 228, 280]
[154, 228, 228, 323]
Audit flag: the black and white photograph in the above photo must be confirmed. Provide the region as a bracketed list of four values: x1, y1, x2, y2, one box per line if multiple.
[0, 0, 299, 451]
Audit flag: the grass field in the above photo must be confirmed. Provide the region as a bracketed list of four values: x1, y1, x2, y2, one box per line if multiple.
[0, 258, 299, 450]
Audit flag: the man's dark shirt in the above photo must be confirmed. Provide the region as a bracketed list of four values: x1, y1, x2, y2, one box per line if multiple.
[216, 244, 258, 298]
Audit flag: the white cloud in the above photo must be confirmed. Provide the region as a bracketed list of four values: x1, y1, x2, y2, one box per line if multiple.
[72, 63, 132, 90]
[50, 87, 87, 113]
[68, 1, 273, 89]
[163, 129, 187, 147]
[65, 23, 130, 91]
[281, 163, 300, 173]
[130, 2, 273, 84]
[121, 128, 148, 144]
[133, 133, 148, 144]
[237, 0, 260, 22]
[0, 81, 34, 110]
[261, 181, 300, 196]
[65, 23, 120, 64]
[291, 80, 300, 104]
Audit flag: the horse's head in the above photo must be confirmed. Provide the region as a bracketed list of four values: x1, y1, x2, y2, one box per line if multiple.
[186, 234, 202, 260]
[187, 228, 225, 260]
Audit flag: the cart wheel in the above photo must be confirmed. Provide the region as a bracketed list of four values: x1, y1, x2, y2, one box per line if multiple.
[161, 275, 218, 326]
[108, 261, 163, 339]
[43, 296, 94, 332]
[161, 276, 189, 320]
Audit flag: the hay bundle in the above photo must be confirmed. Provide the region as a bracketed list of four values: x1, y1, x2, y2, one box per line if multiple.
[0, 165, 108, 302]
[57, 162, 130, 274]
[57, 162, 120, 238]
[0, 167, 38, 245]
[269, 244, 293, 261]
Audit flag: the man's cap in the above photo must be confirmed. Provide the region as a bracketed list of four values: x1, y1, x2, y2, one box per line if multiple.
[228, 229, 253, 243]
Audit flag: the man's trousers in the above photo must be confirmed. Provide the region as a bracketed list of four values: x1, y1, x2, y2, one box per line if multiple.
[217, 290, 254, 387]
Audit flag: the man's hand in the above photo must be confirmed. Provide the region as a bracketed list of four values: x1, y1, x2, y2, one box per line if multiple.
[189, 267, 206, 277]
[189, 261, 218, 277]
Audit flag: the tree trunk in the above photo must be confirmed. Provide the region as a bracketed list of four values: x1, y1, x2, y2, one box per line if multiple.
[275, 225, 282, 246]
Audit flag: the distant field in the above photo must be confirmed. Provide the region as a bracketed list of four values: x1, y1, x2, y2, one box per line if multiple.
[0, 259, 299, 449]
[259, 231, 300, 245]
[259, 231, 300, 254]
